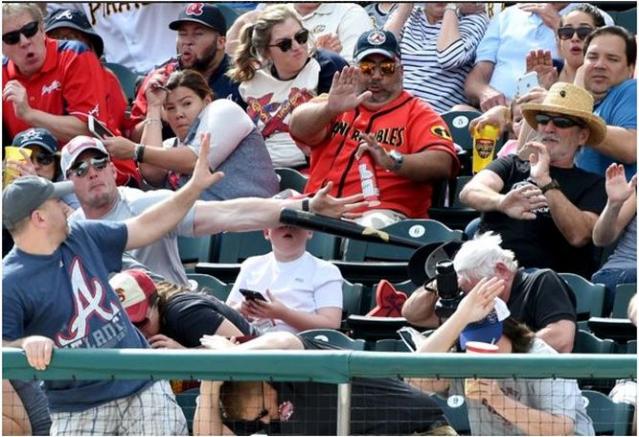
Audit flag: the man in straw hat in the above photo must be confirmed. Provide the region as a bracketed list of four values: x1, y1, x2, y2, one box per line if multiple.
[460, 82, 607, 278]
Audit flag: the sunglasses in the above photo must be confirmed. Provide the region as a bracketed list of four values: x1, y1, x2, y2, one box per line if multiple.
[268, 28, 309, 52]
[557, 26, 593, 41]
[67, 156, 109, 178]
[2, 21, 39, 45]
[31, 153, 55, 166]
[535, 113, 584, 129]
[358, 60, 397, 76]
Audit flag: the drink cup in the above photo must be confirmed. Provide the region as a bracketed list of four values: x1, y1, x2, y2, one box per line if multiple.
[465, 341, 499, 354]
[3, 147, 31, 186]
[472, 125, 499, 174]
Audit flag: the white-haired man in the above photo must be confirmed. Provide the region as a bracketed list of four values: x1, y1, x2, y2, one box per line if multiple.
[402, 232, 577, 353]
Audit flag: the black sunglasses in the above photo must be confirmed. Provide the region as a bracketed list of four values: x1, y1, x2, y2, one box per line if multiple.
[2, 21, 40, 45]
[67, 156, 109, 178]
[557, 26, 593, 41]
[535, 113, 584, 129]
[268, 28, 309, 52]
[31, 153, 55, 166]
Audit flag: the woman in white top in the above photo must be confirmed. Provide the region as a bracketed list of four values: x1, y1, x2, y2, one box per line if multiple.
[228, 5, 347, 169]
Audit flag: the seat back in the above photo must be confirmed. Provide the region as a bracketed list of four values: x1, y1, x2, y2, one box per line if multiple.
[342, 280, 365, 319]
[572, 329, 616, 353]
[430, 393, 471, 435]
[612, 283, 636, 318]
[275, 167, 308, 192]
[582, 389, 635, 435]
[299, 328, 365, 350]
[373, 338, 411, 352]
[104, 62, 139, 102]
[175, 387, 199, 434]
[186, 273, 231, 301]
[559, 273, 606, 320]
[343, 219, 462, 262]
[615, 7, 637, 33]
[178, 235, 214, 264]
[215, 231, 271, 263]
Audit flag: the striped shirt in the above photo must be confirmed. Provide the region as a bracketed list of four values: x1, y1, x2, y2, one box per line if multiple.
[400, 8, 488, 113]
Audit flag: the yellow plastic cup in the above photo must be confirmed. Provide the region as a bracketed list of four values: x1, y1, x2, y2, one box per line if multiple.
[472, 125, 500, 174]
[3, 146, 31, 186]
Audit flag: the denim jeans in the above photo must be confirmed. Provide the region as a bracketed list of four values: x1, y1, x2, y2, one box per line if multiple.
[591, 268, 636, 315]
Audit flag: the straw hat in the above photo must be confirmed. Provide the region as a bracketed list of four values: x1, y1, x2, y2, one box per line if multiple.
[521, 82, 607, 146]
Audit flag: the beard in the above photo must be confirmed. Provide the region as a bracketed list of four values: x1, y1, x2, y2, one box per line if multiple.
[179, 42, 219, 74]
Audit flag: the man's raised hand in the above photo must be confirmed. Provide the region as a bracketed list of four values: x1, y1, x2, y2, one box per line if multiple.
[326, 67, 372, 114]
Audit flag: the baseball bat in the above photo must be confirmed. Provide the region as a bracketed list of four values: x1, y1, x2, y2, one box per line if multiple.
[279, 208, 423, 249]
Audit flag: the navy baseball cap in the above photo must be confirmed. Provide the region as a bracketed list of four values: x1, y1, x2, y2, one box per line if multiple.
[459, 298, 511, 350]
[13, 128, 59, 155]
[3, 177, 74, 229]
[353, 30, 401, 62]
[169, 3, 227, 35]
[45, 9, 104, 58]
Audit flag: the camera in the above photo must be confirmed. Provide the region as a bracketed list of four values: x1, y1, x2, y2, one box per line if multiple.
[433, 261, 464, 319]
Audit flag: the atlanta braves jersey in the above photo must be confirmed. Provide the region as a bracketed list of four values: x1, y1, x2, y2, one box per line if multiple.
[2, 220, 150, 412]
[301, 91, 459, 218]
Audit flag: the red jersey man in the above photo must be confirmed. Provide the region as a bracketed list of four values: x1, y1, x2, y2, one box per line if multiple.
[290, 30, 458, 227]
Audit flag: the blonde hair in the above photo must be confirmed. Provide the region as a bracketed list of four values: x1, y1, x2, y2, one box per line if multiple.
[2, 3, 43, 22]
[227, 5, 307, 82]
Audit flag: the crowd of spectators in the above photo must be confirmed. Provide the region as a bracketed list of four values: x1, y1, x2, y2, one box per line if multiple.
[2, 1, 636, 435]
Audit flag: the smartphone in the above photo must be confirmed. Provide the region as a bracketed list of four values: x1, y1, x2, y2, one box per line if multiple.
[516, 71, 539, 97]
[88, 115, 114, 140]
[397, 326, 424, 352]
[239, 288, 267, 302]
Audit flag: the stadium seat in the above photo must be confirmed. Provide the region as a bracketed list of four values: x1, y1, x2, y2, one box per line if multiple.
[178, 235, 215, 265]
[615, 7, 637, 34]
[582, 389, 635, 435]
[175, 387, 199, 434]
[428, 175, 481, 231]
[299, 328, 365, 350]
[372, 338, 411, 352]
[343, 219, 463, 262]
[186, 273, 232, 301]
[430, 393, 471, 435]
[366, 279, 418, 314]
[217, 3, 240, 28]
[215, 231, 271, 263]
[342, 280, 365, 319]
[559, 273, 606, 321]
[572, 330, 616, 354]
[104, 62, 139, 102]
[275, 167, 308, 192]
[612, 283, 636, 319]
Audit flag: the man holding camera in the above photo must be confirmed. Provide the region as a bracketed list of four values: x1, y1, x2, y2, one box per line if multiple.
[402, 232, 577, 353]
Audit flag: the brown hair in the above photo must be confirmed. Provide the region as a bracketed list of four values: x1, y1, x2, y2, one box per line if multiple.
[219, 381, 265, 420]
[227, 5, 307, 82]
[165, 70, 214, 101]
[502, 317, 535, 353]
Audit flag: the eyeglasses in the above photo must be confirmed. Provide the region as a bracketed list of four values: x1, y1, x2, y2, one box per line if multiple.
[268, 28, 309, 52]
[31, 153, 55, 166]
[358, 60, 397, 76]
[2, 21, 39, 45]
[557, 26, 593, 41]
[67, 157, 109, 178]
[535, 113, 584, 129]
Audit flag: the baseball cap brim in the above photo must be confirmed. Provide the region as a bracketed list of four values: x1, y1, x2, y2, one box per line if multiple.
[18, 139, 57, 155]
[45, 21, 104, 58]
[169, 18, 223, 34]
[408, 241, 463, 286]
[51, 180, 75, 198]
[355, 48, 396, 62]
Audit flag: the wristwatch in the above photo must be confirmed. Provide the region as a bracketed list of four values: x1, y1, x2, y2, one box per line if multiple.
[444, 3, 459, 16]
[388, 150, 404, 172]
[540, 179, 560, 194]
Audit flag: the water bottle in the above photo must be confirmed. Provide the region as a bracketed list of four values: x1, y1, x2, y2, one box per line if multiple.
[358, 153, 380, 203]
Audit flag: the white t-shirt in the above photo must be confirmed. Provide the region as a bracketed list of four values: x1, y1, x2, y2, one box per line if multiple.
[298, 3, 373, 62]
[227, 252, 343, 333]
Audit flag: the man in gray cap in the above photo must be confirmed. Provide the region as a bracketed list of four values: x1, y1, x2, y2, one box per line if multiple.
[2, 141, 220, 435]
[129, 2, 241, 140]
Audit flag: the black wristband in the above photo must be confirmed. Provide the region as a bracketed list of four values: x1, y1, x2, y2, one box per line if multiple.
[134, 144, 146, 163]
[302, 198, 310, 212]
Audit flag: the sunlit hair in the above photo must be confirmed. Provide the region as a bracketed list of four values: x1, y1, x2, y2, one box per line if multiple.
[559, 4, 605, 28]
[165, 69, 213, 101]
[227, 4, 311, 82]
[453, 232, 518, 282]
[2, 2, 43, 23]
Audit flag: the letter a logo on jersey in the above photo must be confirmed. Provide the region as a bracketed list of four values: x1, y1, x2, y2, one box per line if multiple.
[57, 258, 120, 347]
[186, 3, 204, 16]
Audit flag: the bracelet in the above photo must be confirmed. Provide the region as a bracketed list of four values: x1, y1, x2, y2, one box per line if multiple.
[134, 144, 146, 163]
[143, 118, 162, 126]
[302, 198, 310, 212]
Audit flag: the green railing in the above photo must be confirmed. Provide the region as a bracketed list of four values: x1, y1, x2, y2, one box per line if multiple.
[4, 349, 636, 435]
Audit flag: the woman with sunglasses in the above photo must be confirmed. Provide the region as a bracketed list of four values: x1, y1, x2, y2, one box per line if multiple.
[526, 4, 605, 89]
[228, 5, 348, 169]
[101, 69, 279, 201]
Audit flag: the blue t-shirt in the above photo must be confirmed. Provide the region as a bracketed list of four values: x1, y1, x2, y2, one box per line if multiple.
[575, 79, 637, 179]
[2, 220, 150, 413]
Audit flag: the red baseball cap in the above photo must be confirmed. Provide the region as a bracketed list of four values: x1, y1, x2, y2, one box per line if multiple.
[109, 269, 157, 323]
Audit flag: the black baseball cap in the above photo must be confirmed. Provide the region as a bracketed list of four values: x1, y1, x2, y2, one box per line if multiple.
[353, 30, 401, 62]
[13, 128, 59, 155]
[45, 9, 104, 58]
[169, 3, 227, 36]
